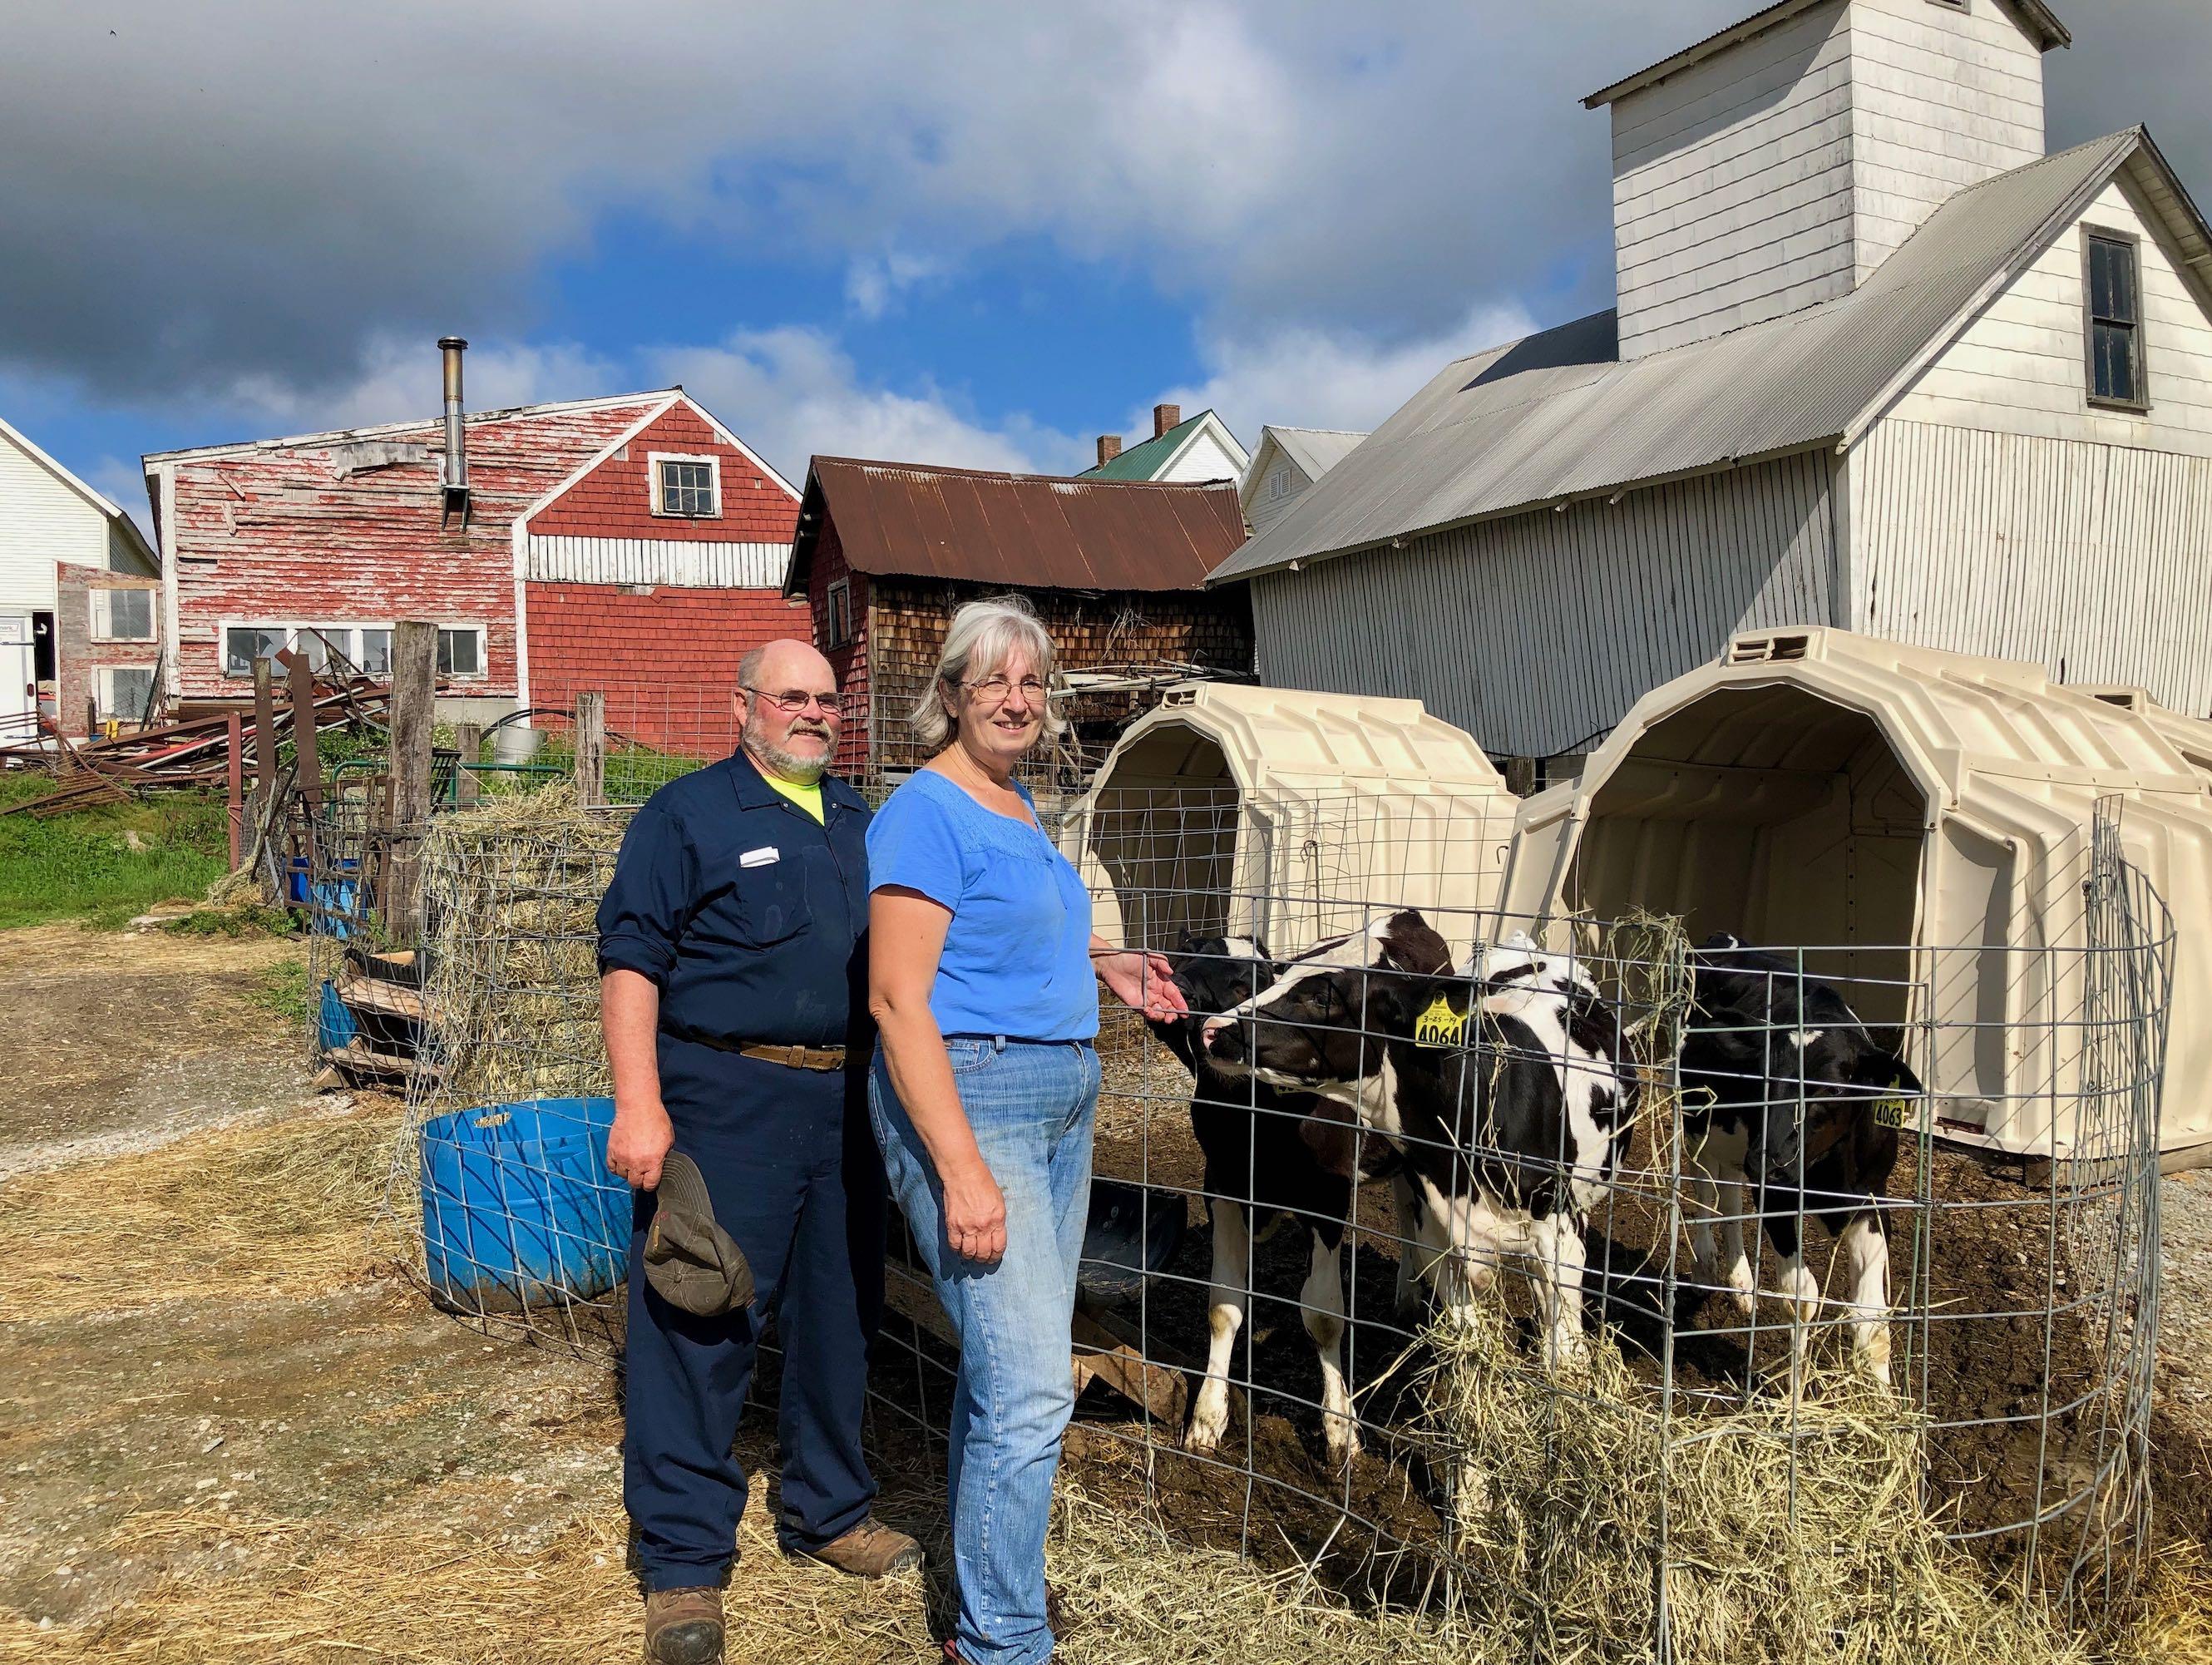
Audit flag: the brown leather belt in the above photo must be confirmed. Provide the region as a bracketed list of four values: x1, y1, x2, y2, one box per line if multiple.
[738, 1043, 848, 1071]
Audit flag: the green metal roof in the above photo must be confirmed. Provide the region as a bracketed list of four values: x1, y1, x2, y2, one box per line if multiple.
[1082, 411, 1209, 480]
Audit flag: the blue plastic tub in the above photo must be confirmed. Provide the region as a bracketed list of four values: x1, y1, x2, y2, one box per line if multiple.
[317, 980, 358, 1054]
[419, 1096, 628, 1312]
[309, 875, 359, 940]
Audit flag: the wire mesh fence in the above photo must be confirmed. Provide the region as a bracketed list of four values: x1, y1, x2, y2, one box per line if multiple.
[338, 752, 2168, 1652]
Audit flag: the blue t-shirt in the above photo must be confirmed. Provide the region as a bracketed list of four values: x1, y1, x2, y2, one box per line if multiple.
[867, 768, 1099, 1042]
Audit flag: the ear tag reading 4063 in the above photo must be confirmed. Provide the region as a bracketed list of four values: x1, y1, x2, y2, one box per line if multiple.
[1874, 1075, 1913, 1130]
[1415, 994, 1468, 1050]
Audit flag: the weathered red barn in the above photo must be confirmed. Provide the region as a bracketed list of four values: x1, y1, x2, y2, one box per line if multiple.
[784, 457, 1253, 788]
[143, 342, 806, 753]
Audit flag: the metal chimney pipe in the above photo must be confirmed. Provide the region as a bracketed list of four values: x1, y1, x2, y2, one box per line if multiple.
[437, 337, 469, 494]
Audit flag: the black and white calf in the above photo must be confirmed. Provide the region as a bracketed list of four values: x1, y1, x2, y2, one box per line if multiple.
[1200, 912, 1637, 1367]
[1678, 934, 1924, 1386]
[1148, 935, 1390, 1464]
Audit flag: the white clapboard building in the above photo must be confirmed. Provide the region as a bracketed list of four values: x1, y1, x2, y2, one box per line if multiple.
[1212, 0, 2212, 773]
[0, 416, 161, 737]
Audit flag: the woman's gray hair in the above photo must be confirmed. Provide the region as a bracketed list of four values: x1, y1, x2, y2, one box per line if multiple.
[908, 594, 1065, 750]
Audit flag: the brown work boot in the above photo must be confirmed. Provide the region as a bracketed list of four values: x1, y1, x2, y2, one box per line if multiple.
[800, 1515, 923, 1578]
[643, 1586, 724, 1665]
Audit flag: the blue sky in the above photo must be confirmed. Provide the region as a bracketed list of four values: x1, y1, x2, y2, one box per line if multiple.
[3, 1, 2205, 521]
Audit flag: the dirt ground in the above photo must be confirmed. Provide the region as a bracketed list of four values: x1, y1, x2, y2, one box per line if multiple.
[2, 924, 2210, 1661]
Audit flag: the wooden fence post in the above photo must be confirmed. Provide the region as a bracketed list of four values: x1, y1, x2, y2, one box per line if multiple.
[383, 621, 438, 943]
[575, 692, 606, 808]
[251, 657, 278, 824]
[453, 721, 481, 806]
[279, 649, 322, 891]
[225, 712, 244, 866]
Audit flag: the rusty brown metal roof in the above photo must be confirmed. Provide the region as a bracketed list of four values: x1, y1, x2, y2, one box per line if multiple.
[784, 457, 1247, 595]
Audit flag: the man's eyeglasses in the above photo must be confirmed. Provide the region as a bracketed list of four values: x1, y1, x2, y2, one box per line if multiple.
[743, 686, 843, 717]
[961, 674, 1049, 704]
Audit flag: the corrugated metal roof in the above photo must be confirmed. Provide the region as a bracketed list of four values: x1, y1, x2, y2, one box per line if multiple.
[1212, 129, 2150, 585]
[787, 457, 1247, 595]
[1082, 412, 1209, 480]
[1583, 0, 2069, 108]
[1266, 427, 1368, 482]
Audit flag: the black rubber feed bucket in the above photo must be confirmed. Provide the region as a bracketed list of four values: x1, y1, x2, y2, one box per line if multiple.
[1076, 1178, 1184, 1306]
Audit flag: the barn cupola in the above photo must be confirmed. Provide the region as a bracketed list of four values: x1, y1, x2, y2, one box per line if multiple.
[1585, 0, 2071, 360]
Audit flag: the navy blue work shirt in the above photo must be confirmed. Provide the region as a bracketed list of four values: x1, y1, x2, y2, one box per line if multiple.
[595, 749, 872, 1051]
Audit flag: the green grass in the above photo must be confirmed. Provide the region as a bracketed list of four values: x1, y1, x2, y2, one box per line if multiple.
[244, 956, 314, 1025]
[0, 774, 238, 931]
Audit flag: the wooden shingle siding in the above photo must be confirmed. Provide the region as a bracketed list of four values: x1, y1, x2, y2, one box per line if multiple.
[529, 402, 797, 541]
[1247, 450, 1838, 758]
[1892, 180, 2212, 451]
[1849, 418, 2212, 715]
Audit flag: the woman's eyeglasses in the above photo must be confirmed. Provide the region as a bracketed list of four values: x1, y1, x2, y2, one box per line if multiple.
[744, 686, 843, 716]
[960, 674, 1049, 703]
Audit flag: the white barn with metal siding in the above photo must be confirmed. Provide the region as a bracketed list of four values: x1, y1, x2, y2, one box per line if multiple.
[1217, 0, 2212, 769]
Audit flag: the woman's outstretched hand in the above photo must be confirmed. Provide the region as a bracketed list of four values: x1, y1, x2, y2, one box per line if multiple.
[941, 1158, 1009, 1265]
[1095, 948, 1189, 1022]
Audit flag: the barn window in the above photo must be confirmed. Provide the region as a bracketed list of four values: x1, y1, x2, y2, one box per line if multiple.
[653, 453, 720, 517]
[2085, 228, 2149, 411]
[224, 625, 287, 677]
[826, 579, 853, 648]
[101, 666, 154, 725]
[357, 627, 393, 677]
[437, 626, 485, 678]
[93, 588, 154, 641]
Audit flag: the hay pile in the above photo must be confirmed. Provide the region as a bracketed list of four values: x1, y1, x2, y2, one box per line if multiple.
[417, 783, 628, 1109]
[0, 1099, 402, 1319]
[1412, 1301, 2088, 1665]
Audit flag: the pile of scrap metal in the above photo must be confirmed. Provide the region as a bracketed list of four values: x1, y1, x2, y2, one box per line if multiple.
[0, 676, 391, 818]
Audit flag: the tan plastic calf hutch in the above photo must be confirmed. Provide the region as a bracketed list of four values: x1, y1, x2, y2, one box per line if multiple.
[1499, 628, 2212, 1166]
[1062, 682, 1518, 961]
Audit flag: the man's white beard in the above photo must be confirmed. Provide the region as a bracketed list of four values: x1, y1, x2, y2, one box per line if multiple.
[746, 716, 830, 783]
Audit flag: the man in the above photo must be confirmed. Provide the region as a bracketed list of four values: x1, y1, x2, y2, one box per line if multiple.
[598, 640, 916, 1665]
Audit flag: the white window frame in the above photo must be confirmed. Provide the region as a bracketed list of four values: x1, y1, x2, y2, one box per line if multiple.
[825, 578, 853, 649]
[91, 587, 157, 643]
[99, 665, 156, 724]
[649, 452, 722, 519]
[216, 620, 487, 679]
[436, 623, 489, 680]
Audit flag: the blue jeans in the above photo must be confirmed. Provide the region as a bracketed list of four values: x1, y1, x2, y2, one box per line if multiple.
[870, 1036, 1099, 1665]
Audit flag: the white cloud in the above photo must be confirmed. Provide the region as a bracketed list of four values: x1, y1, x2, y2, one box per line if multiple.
[215, 338, 628, 435]
[844, 251, 949, 321]
[82, 455, 148, 511]
[1137, 301, 1539, 457]
[650, 327, 1084, 480]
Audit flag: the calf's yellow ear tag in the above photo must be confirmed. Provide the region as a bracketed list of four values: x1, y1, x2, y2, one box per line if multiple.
[1873, 1075, 1913, 1129]
[1415, 994, 1468, 1049]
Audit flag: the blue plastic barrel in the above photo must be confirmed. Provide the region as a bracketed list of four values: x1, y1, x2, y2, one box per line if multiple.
[418, 1096, 628, 1312]
[317, 980, 358, 1053]
[309, 875, 359, 940]
[286, 855, 311, 904]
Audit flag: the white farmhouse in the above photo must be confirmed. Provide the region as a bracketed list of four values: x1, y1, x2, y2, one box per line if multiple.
[1240, 427, 1368, 539]
[1214, 0, 2212, 773]
[0, 417, 161, 737]
[1084, 403, 1249, 484]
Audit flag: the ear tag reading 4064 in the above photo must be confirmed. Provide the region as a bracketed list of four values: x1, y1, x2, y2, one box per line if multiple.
[1415, 994, 1468, 1050]
[1874, 1075, 1913, 1130]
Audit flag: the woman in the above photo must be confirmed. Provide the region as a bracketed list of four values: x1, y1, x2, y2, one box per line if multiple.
[867, 595, 1185, 1665]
